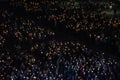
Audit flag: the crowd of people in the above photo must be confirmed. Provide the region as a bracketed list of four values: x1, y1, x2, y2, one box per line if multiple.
[0, 39, 120, 80]
[0, 0, 120, 80]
